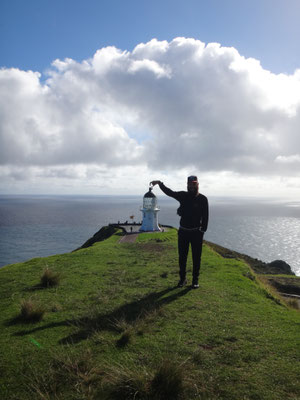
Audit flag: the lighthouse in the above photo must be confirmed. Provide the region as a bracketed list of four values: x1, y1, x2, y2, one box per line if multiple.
[139, 186, 161, 232]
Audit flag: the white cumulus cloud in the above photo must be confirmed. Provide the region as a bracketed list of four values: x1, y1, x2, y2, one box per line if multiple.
[1, 37, 300, 194]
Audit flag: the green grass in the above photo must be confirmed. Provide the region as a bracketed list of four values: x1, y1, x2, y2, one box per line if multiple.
[1, 228, 300, 399]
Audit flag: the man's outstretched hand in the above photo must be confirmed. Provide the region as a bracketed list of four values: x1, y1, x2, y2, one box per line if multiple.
[150, 180, 161, 186]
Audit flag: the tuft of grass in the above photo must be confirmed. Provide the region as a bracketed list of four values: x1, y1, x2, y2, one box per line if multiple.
[26, 348, 103, 399]
[160, 272, 168, 278]
[150, 359, 184, 400]
[19, 298, 45, 323]
[111, 317, 134, 347]
[103, 364, 149, 400]
[40, 267, 61, 288]
[111, 316, 132, 333]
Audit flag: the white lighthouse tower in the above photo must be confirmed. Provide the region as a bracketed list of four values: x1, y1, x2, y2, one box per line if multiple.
[139, 186, 161, 232]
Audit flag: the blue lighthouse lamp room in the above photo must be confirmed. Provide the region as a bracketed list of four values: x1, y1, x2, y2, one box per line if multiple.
[139, 185, 161, 232]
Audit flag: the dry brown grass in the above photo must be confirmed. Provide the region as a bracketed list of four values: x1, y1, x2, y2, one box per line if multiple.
[40, 267, 61, 288]
[286, 298, 300, 310]
[150, 359, 184, 399]
[20, 298, 45, 323]
[26, 348, 103, 399]
[101, 363, 149, 400]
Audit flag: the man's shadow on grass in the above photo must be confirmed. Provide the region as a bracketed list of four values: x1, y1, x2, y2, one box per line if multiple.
[13, 285, 192, 344]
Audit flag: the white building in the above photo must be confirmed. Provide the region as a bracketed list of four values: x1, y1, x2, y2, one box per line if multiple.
[139, 187, 161, 232]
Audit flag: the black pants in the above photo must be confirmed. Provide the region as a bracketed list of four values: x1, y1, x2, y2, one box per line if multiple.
[178, 229, 204, 282]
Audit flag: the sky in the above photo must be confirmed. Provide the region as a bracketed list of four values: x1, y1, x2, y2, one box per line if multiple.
[1, 0, 300, 198]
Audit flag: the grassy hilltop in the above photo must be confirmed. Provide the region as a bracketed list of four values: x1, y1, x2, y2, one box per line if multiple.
[1, 228, 300, 400]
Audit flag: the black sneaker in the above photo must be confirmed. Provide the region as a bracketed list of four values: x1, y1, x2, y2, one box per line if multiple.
[177, 279, 187, 288]
[192, 281, 199, 289]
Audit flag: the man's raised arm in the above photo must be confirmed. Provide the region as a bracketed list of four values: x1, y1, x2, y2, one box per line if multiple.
[150, 180, 180, 200]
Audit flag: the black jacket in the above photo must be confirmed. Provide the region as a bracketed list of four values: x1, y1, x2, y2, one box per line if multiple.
[159, 182, 209, 231]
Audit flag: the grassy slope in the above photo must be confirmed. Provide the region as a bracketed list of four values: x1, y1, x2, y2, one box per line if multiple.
[0, 228, 299, 400]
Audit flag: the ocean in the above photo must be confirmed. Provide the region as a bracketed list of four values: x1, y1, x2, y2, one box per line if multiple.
[0, 195, 300, 276]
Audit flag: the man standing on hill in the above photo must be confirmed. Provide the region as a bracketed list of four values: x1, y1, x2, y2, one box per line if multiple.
[150, 176, 209, 289]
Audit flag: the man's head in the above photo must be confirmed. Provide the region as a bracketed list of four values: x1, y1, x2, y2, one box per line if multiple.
[187, 175, 199, 195]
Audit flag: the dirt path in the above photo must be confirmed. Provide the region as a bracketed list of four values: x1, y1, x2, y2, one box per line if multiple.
[119, 233, 139, 243]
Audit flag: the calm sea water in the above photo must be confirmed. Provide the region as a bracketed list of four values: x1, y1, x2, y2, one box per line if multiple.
[0, 195, 299, 276]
